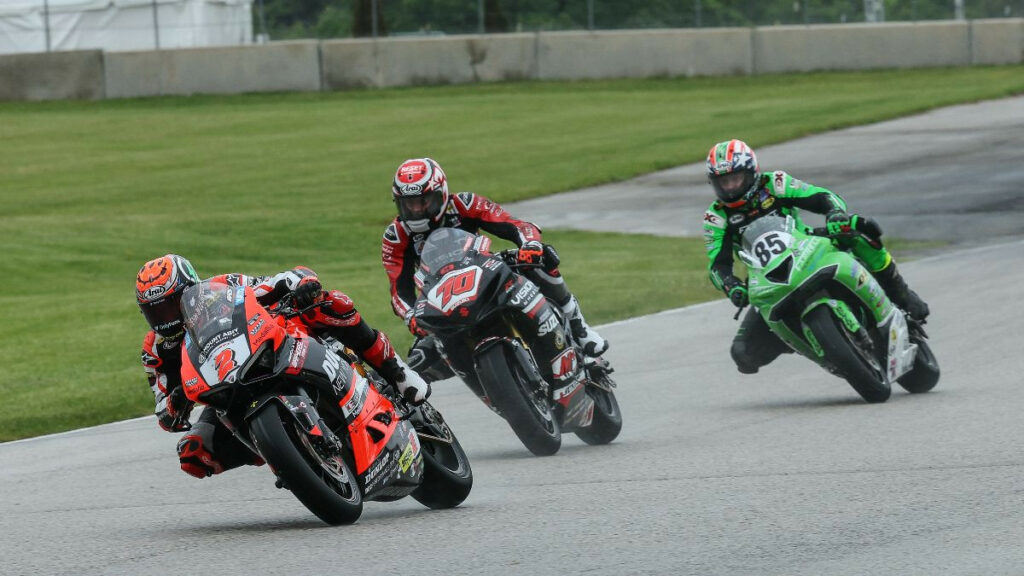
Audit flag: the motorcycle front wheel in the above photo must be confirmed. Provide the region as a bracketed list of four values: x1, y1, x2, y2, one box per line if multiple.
[249, 404, 363, 525]
[804, 305, 891, 403]
[897, 329, 940, 393]
[476, 344, 561, 456]
[574, 385, 622, 446]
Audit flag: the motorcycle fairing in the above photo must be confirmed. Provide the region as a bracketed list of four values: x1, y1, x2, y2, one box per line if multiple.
[344, 382, 422, 498]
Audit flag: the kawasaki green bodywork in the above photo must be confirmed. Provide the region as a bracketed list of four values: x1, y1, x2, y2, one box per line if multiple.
[737, 215, 897, 364]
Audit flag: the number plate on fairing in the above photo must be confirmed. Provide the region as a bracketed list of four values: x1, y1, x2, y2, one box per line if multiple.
[750, 231, 794, 267]
[425, 266, 483, 315]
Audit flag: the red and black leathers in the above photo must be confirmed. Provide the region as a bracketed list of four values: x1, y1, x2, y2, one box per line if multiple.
[142, 267, 406, 478]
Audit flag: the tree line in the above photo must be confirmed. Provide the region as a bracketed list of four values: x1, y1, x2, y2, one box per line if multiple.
[256, 0, 1024, 40]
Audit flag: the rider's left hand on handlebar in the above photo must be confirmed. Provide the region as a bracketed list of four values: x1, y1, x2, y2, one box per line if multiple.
[293, 277, 323, 309]
[517, 241, 545, 266]
[826, 211, 859, 236]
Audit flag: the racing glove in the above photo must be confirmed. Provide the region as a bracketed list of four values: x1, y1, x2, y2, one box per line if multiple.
[157, 385, 193, 432]
[404, 309, 428, 337]
[826, 211, 860, 236]
[517, 240, 545, 266]
[723, 276, 749, 309]
[293, 276, 323, 309]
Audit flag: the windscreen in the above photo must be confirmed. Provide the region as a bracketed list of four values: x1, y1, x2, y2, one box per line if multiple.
[739, 215, 797, 268]
[740, 214, 791, 254]
[181, 279, 245, 353]
[419, 228, 478, 275]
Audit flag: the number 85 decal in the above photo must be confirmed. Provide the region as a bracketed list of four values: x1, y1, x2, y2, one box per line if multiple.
[427, 266, 483, 314]
[752, 232, 792, 267]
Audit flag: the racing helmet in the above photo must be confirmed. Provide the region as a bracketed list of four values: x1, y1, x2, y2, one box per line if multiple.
[706, 139, 759, 208]
[136, 254, 200, 338]
[393, 158, 449, 233]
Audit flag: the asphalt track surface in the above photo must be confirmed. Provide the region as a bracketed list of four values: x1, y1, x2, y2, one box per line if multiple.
[2, 98, 1023, 576]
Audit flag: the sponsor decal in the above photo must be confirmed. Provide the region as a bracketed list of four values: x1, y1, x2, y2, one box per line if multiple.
[551, 348, 578, 381]
[398, 183, 422, 195]
[856, 269, 869, 290]
[762, 196, 775, 209]
[249, 318, 265, 335]
[366, 451, 391, 483]
[322, 351, 342, 383]
[383, 223, 400, 243]
[729, 213, 745, 225]
[142, 286, 166, 300]
[184, 377, 198, 388]
[554, 331, 565, 350]
[288, 339, 309, 373]
[553, 380, 581, 401]
[398, 443, 415, 473]
[703, 212, 724, 227]
[773, 171, 786, 193]
[537, 313, 560, 336]
[342, 376, 368, 419]
[509, 283, 539, 307]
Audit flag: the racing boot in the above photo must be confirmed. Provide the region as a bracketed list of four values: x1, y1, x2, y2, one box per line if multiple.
[377, 354, 432, 405]
[875, 262, 930, 321]
[562, 295, 609, 357]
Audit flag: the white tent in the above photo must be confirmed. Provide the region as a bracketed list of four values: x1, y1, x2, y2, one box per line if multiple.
[0, 0, 252, 54]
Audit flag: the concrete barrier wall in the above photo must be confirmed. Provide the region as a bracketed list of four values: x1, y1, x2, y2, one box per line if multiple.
[971, 19, 1024, 65]
[753, 22, 971, 74]
[537, 29, 752, 80]
[0, 50, 104, 101]
[322, 34, 535, 89]
[2, 21, 1022, 101]
[105, 41, 321, 99]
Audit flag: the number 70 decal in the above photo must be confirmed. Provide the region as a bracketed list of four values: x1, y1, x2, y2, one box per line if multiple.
[427, 266, 483, 314]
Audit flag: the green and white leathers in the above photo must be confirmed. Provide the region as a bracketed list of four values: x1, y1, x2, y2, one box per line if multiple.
[733, 214, 939, 402]
[703, 170, 892, 294]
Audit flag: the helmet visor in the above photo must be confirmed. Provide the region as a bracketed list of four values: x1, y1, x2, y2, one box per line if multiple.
[396, 189, 444, 223]
[711, 170, 755, 204]
[140, 293, 184, 338]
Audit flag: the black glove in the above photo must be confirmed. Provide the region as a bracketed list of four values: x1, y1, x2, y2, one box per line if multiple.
[157, 385, 193, 432]
[293, 276, 323, 309]
[826, 211, 859, 236]
[517, 240, 545, 266]
[541, 244, 561, 271]
[723, 277, 748, 309]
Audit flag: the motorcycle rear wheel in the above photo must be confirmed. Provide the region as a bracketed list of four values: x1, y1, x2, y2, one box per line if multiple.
[897, 331, 940, 393]
[805, 306, 891, 403]
[411, 406, 474, 509]
[574, 385, 622, 446]
[476, 345, 562, 456]
[249, 404, 363, 525]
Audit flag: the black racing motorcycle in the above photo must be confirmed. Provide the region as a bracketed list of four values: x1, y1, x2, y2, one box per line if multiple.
[410, 228, 622, 456]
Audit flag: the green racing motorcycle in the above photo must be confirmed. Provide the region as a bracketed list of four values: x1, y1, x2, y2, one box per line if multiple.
[736, 214, 939, 403]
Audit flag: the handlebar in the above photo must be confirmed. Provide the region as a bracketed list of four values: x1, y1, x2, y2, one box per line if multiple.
[272, 293, 327, 319]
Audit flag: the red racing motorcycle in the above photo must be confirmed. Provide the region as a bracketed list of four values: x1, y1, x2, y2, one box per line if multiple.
[178, 277, 472, 525]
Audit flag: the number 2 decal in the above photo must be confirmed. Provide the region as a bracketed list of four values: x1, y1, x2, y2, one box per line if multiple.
[215, 348, 237, 381]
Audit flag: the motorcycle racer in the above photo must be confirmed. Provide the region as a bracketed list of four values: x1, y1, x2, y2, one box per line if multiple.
[136, 254, 430, 479]
[701, 139, 930, 374]
[383, 158, 608, 378]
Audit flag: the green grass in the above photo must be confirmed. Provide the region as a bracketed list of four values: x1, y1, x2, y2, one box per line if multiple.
[1, 66, 1022, 441]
